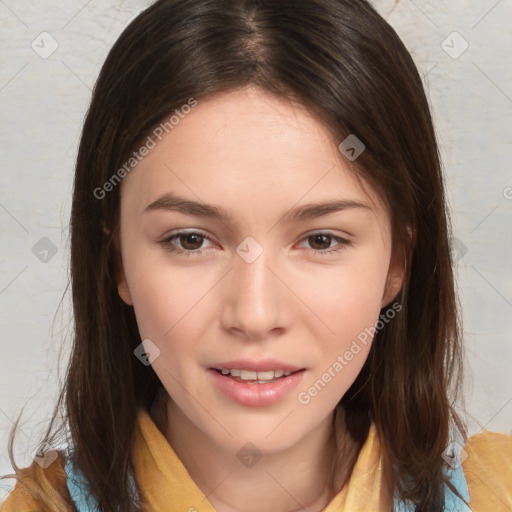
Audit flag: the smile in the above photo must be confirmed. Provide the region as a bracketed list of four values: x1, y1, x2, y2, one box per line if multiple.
[214, 368, 297, 383]
[208, 368, 306, 407]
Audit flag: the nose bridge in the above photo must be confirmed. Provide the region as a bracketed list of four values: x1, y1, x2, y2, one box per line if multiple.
[222, 236, 284, 336]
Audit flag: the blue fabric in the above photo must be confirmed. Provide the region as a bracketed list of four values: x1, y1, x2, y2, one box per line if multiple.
[392, 421, 472, 512]
[442, 464, 472, 512]
[64, 457, 101, 512]
[392, 463, 472, 511]
[65, 455, 139, 512]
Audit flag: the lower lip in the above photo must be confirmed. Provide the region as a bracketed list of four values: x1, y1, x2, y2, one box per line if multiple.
[208, 369, 305, 407]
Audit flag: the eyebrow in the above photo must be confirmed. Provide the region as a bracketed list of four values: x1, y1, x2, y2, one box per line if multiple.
[144, 192, 372, 224]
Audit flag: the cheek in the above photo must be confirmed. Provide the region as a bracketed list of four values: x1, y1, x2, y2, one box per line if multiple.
[130, 272, 195, 337]
[294, 260, 386, 406]
[294, 251, 389, 340]
[126, 255, 218, 352]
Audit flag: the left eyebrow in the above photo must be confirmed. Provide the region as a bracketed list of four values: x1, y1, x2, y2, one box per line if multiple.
[279, 198, 372, 224]
[143, 192, 372, 224]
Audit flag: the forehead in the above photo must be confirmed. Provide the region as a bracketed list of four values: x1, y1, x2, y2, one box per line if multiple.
[119, 86, 388, 227]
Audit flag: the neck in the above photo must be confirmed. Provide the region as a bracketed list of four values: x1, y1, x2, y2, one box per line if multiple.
[150, 389, 361, 512]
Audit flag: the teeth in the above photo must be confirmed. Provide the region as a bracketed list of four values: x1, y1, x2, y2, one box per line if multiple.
[241, 370, 258, 380]
[218, 368, 293, 380]
[250, 370, 273, 380]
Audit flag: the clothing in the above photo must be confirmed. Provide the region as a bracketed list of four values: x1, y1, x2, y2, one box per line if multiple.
[1, 409, 511, 511]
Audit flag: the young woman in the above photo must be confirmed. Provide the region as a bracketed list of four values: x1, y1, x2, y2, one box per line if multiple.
[2, 1, 511, 511]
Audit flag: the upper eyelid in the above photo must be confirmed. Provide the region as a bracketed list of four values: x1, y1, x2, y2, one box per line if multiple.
[162, 228, 350, 239]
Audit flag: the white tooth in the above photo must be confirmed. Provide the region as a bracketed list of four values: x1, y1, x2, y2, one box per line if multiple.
[274, 370, 284, 378]
[221, 369, 230, 375]
[230, 369, 241, 377]
[257, 370, 275, 380]
[240, 370, 257, 380]
[283, 371, 291, 376]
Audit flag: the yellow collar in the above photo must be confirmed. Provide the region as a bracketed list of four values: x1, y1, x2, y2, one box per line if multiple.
[131, 408, 392, 511]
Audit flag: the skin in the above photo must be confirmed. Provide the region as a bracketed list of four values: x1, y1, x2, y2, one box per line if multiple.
[116, 86, 404, 512]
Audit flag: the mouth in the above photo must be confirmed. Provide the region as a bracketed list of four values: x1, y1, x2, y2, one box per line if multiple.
[208, 366, 306, 407]
[211, 367, 305, 384]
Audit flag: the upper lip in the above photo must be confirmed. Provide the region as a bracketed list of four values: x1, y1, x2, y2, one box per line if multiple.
[211, 359, 304, 372]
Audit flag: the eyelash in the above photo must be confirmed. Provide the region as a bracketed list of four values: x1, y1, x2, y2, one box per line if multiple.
[158, 231, 351, 257]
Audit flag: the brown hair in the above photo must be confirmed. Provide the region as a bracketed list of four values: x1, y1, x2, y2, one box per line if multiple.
[2, 0, 469, 510]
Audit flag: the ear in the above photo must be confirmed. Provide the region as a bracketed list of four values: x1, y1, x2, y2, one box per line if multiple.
[114, 245, 133, 306]
[381, 227, 413, 308]
[103, 220, 133, 305]
[381, 258, 404, 308]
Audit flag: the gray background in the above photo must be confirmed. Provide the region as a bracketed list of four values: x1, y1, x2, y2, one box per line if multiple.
[1, 0, 511, 499]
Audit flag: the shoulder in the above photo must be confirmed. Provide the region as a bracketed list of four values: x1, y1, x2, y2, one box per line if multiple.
[0, 450, 70, 512]
[462, 429, 512, 512]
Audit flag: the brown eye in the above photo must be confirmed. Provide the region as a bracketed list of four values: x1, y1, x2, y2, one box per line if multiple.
[307, 234, 334, 251]
[159, 230, 214, 256]
[298, 232, 351, 256]
[178, 233, 204, 250]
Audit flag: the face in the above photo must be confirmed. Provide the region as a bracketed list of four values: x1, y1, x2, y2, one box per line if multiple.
[116, 86, 403, 455]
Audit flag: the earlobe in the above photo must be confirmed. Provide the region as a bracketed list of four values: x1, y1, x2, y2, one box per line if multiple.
[118, 280, 133, 306]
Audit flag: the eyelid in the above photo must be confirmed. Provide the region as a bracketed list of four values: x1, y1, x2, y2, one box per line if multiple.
[163, 228, 211, 238]
[301, 229, 353, 241]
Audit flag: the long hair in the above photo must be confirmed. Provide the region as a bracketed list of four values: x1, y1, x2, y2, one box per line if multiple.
[2, 1, 468, 510]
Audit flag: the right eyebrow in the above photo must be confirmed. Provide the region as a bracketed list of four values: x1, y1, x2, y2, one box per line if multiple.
[144, 193, 233, 222]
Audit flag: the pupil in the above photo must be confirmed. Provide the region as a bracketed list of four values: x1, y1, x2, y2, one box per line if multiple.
[182, 234, 202, 250]
[311, 234, 330, 250]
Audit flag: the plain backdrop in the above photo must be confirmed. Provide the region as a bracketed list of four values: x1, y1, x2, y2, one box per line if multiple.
[1, 0, 511, 499]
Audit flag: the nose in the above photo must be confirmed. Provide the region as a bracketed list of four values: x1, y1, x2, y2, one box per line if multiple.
[220, 242, 288, 340]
